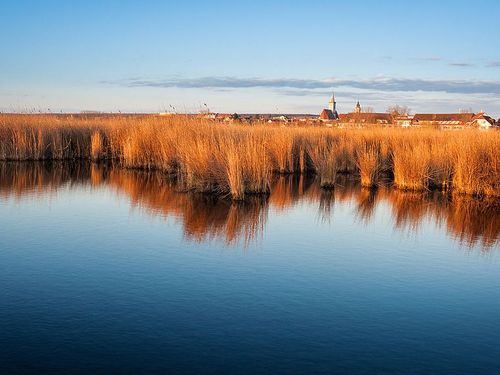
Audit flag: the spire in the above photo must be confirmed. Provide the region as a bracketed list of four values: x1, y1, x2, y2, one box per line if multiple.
[355, 101, 361, 113]
[328, 90, 336, 112]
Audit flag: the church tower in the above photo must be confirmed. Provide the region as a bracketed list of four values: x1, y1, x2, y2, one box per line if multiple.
[355, 101, 361, 113]
[328, 92, 336, 112]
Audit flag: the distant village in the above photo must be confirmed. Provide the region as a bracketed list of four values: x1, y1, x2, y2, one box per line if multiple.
[316, 93, 498, 129]
[164, 93, 499, 129]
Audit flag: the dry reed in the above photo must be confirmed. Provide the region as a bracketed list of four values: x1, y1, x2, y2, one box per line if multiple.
[0, 114, 498, 199]
[355, 138, 382, 187]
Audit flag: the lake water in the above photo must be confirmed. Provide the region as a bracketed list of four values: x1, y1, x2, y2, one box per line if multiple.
[0, 162, 499, 374]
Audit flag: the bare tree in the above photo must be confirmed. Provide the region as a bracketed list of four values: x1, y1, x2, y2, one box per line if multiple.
[364, 106, 374, 113]
[387, 105, 411, 116]
[459, 107, 473, 114]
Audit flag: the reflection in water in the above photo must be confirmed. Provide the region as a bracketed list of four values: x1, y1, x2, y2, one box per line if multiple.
[95, 164, 268, 246]
[0, 162, 498, 249]
[353, 187, 378, 223]
[0, 162, 92, 197]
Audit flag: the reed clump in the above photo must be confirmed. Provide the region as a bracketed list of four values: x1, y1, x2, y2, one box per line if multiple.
[391, 140, 432, 191]
[355, 138, 383, 188]
[307, 135, 340, 188]
[452, 136, 498, 197]
[0, 114, 498, 199]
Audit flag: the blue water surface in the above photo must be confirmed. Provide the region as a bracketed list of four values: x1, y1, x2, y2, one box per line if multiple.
[0, 165, 498, 374]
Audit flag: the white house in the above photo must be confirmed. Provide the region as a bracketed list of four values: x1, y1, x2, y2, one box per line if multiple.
[472, 113, 495, 129]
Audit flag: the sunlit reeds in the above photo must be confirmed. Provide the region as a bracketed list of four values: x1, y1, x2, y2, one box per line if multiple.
[355, 138, 382, 187]
[0, 114, 498, 199]
[307, 135, 339, 188]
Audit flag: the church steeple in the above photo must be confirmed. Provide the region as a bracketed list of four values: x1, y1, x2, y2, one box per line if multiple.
[355, 101, 361, 113]
[328, 92, 336, 112]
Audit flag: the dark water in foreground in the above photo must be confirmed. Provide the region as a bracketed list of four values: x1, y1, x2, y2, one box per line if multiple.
[0, 163, 499, 374]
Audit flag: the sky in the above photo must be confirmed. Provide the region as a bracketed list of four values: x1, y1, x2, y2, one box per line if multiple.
[1, 0, 500, 116]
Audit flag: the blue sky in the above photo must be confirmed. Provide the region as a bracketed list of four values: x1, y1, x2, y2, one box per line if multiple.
[1, 0, 500, 116]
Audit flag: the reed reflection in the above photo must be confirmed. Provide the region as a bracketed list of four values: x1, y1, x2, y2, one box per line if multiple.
[0, 162, 92, 198]
[0, 162, 497, 250]
[103, 167, 268, 246]
[353, 187, 378, 223]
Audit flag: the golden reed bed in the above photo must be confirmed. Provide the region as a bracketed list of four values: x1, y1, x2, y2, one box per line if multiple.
[0, 114, 498, 199]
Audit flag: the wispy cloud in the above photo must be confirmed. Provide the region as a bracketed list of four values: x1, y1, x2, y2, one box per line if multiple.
[486, 61, 500, 68]
[106, 76, 500, 95]
[412, 57, 442, 62]
[411, 57, 479, 68]
[448, 62, 475, 67]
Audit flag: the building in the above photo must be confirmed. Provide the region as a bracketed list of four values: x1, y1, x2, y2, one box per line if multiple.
[319, 108, 336, 120]
[336, 101, 393, 126]
[411, 113, 473, 129]
[328, 93, 338, 116]
[270, 115, 290, 123]
[394, 115, 413, 127]
[471, 112, 496, 129]
[338, 112, 394, 126]
[354, 101, 361, 114]
[410, 113, 499, 129]
[319, 92, 339, 121]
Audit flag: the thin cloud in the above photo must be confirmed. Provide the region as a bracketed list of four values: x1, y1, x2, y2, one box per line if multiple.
[109, 76, 500, 95]
[486, 61, 500, 68]
[448, 62, 475, 67]
[412, 57, 442, 62]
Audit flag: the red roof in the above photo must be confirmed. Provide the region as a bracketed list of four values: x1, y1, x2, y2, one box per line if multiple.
[319, 109, 335, 120]
[339, 112, 393, 124]
[412, 113, 475, 123]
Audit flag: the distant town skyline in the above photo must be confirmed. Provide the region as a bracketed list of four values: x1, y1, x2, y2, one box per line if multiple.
[1, 0, 500, 117]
